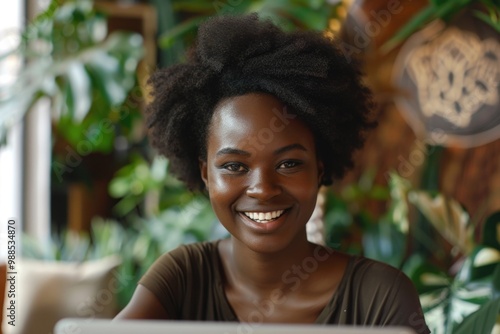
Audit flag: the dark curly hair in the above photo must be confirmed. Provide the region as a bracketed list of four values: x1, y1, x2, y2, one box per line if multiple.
[146, 13, 375, 191]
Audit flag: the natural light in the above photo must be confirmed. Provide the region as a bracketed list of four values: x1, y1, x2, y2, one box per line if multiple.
[0, 1, 23, 262]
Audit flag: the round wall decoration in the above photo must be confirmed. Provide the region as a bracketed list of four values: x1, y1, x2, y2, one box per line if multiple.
[393, 10, 500, 147]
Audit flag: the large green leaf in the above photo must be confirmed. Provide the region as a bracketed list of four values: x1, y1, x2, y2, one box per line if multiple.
[0, 1, 144, 152]
[414, 248, 500, 332]
[453, 298, 500, 334]
[0, 56, 52, 142]
[403, 254, 450, 294]
[67, 62, 92, 122]
[456, 247, 500, 283]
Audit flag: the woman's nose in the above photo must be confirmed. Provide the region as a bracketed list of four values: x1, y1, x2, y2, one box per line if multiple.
[245, 169, 281, 201]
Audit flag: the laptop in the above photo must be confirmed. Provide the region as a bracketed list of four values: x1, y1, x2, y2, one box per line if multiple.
[55, 318, 417, 334]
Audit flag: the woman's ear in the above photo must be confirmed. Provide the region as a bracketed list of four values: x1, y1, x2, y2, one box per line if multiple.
[199, 158, 209, 190]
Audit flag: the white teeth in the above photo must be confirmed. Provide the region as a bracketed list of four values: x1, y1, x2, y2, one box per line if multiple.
[243, 210, 285, 223]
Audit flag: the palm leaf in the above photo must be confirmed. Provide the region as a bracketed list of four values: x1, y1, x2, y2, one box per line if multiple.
[381, 6, 437, 53]
[381, 0, 474, 53]
[476, 0, 500, 32]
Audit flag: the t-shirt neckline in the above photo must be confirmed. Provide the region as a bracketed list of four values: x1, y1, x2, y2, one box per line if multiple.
[211, 239, 356, 323]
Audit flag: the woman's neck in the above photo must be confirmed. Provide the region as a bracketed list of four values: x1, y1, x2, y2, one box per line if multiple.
[220, 234, 323, 296]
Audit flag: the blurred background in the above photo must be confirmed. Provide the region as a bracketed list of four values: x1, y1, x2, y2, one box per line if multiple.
[0, 0, 499, 333]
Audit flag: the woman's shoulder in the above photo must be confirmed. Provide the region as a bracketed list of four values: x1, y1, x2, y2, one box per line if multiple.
[135, 240, 225, 320]
[335, 253, 416, 300]
[170, 240, 221, 255]
[347, 254, 409, 282]
[138, 240, 223, 293]
[335, 254, 429, 333]
[155, 240, 222, 267]
[347, 255, 425, 314]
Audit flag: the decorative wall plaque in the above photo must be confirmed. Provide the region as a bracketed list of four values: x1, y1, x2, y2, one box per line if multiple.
[393, 11, 500, 147]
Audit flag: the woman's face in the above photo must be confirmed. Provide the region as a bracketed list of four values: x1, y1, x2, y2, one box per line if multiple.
[200, 93, 323, 253]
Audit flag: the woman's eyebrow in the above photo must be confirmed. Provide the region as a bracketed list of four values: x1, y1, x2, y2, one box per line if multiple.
[274, 143, 307, 155]
[216, 147, 251, 157]
[216, 144, 306, 157]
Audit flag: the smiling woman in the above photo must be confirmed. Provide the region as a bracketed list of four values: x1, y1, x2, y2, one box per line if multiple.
[115, 13, 430, 333]
[201, 93, 322, 254]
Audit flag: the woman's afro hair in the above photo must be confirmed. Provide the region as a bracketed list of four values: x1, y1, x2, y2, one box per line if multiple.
[146, 13, 375, 191]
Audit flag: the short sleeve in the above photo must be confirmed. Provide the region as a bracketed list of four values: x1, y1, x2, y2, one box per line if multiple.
[354, 258, 431, 334]
[137, 241, 227, 321]
[138, 246, 189, 319]
[380, 271, 430, 334]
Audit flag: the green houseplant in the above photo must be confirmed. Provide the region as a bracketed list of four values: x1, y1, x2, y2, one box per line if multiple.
[0, 0, 146, 314]
[324, 172, 500, 333]
[0, 0, 143, 152]
[404, 192, 500, 334]
[158, 0, 338, 51]
[23, 152, 224, 309]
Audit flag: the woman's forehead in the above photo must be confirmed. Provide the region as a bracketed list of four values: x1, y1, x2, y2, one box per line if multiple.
[207, 93, 316, 153]
[211, 93, 296, 127]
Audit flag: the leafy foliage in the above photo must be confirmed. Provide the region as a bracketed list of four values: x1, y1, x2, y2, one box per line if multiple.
[22, 193, 223, 309]
[0, 0, 144, 152]
[382, 0, 500, 52]
[454, 297, 500, 334]
[324, 172, 500, 333]
[405, 195, 500, 334]
[324, 170, 407, 268]
[158, 0, 337, 51]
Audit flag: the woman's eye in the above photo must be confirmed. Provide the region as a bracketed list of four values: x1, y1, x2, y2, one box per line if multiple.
[278, 161, 301, 169]
[222, 163, 246, 172]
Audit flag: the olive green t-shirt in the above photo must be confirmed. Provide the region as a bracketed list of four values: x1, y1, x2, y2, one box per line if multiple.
[139, 240, 430, 333]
